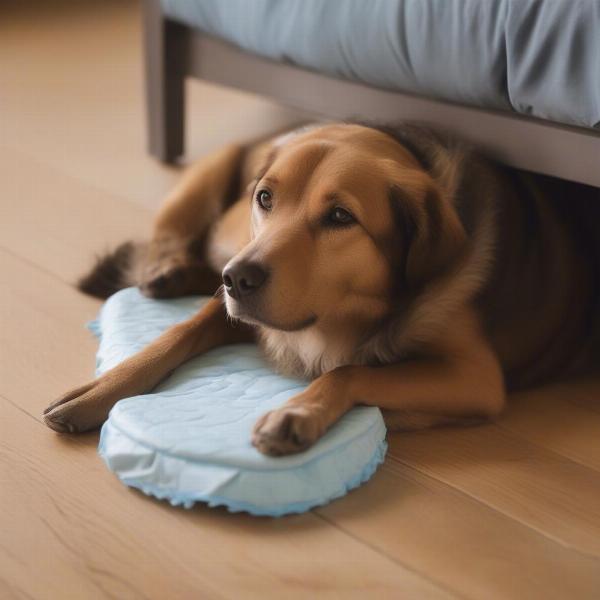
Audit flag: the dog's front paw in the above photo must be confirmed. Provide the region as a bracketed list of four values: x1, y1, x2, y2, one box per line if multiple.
[139, 262, 188, 299]
[139, 259, 221, 299]
[43, 381, 112, 434]
[252, 406, 324, 456]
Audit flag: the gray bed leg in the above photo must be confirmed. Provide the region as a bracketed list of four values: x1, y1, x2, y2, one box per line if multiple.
[143, 0, 185, 163]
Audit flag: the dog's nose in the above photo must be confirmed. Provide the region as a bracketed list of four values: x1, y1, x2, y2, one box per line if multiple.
[222, 261, 268, 299]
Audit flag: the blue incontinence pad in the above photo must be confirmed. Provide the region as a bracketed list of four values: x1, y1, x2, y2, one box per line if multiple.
[95, 288, 387, 516]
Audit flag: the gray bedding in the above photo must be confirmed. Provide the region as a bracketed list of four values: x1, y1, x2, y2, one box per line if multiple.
[161, 0, 600, 130]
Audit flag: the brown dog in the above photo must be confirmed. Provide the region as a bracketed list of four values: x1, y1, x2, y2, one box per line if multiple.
[43, 123, 600, 455]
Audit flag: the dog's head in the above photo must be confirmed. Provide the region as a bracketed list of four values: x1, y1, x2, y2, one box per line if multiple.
[222, 124, 466, 340]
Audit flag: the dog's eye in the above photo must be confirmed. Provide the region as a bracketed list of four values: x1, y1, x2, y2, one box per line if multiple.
[256, 189, 272, 211]
[325, 206, 356, 227]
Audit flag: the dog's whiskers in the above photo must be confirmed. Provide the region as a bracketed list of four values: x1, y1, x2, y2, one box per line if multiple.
[214, 284, 226, 300]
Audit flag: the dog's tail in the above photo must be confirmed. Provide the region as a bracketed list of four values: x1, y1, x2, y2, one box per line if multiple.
[77, 241, 139, 299]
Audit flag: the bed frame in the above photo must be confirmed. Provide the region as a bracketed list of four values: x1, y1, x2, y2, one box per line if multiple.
[143, 0, 600, 188]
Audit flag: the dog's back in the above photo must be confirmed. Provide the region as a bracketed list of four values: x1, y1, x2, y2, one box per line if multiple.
[466, 165, 600, 389]
[371, 123, 600, 388]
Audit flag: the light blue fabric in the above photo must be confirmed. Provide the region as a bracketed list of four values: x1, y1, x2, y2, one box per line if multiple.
[161, 0, 600, 129]
[95, 288, 387, 516]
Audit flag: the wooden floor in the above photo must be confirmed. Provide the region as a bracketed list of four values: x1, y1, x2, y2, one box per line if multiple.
[2, 2, 600, 598]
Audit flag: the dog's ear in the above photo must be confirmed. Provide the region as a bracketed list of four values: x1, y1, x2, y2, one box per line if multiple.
[389, 168, 466, 292]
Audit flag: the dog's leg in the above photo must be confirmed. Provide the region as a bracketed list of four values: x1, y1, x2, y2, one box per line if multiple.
[78, 144, 246, 300]
[139, 144, 246, 298]
[43, 298, 253, 433]
[252, 310, 505, 455]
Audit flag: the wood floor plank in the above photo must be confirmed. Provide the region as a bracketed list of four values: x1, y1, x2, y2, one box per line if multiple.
[0, 146, 152, 287]
[497, 380, 600, 472]
[566, 379, 600, 415]
[0, 249, 102, 415]
[387, 424, 600, 558]
[0, 398, 450, 600]
[317, 461, 600, 600]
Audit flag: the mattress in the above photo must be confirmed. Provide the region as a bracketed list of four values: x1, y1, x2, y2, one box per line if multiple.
[161, 0, 600, 130]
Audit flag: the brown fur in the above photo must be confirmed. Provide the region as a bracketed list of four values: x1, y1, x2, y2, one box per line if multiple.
[45, 122, 600, 456]
[77, 241, 138, 299]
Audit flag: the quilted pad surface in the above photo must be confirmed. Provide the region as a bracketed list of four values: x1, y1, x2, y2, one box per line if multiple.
[95, 288, 387, 516]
